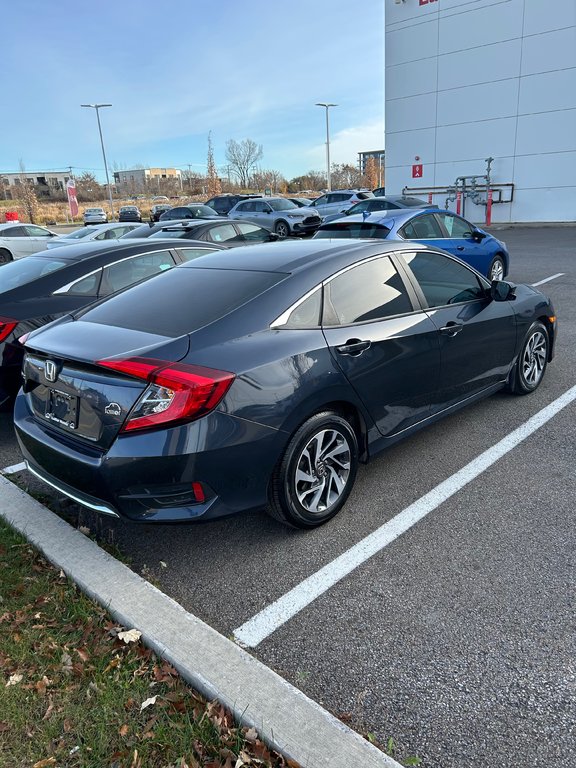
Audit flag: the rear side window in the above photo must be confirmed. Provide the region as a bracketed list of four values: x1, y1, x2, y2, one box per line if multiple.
[100, 250, 174, 296]
[400, 215, 443, 239]
[324, 257, 413, 325]
[81, 267, 286, 336]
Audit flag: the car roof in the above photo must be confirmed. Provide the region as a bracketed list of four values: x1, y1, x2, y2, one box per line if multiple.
[35, 238, 220, 262]
[0, 222, 48, 231]
[179, 237, 424, 277]
[331, 208, 439, 226]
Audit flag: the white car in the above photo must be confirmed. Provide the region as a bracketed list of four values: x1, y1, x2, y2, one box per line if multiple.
[83, 207, 108, 225]
[46, 223, 142, 249]
[0, 222, 60, 263]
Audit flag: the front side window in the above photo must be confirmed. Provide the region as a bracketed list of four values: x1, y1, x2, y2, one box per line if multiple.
[400, 214, 444, 240]
[323, 257, 413, 325]
[402, 251, 487, 307]
[437, 213, 473, 238]
[25, 225, 51, 237]
[236, 222, 270, 242]
[205, 224, 239, 243]
[310, 195, 327, 207]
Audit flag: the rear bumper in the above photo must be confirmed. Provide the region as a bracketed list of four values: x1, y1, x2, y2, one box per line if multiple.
[14, 396, 285, 523]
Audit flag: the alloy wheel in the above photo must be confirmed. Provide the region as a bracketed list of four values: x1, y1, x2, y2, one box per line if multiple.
[294, 428, 351, 516]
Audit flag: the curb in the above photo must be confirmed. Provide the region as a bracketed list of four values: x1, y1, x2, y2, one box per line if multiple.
[0, 474, 402, 768]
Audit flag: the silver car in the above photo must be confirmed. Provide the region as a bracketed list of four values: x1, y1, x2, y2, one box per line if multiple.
[83, 207, 108, 225]
[46, 223, 141, 248]
[306, 190, 374, 219]
[227, 197, 321, 238]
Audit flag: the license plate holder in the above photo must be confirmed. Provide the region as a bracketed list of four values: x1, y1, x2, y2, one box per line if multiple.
[45, 389, 78, 430]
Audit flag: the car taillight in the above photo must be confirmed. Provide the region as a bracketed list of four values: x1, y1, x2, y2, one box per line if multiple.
[0, 317, 18, 343]
[96, 356, 235, 432]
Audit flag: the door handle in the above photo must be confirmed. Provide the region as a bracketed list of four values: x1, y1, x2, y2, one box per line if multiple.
[335, 339, 372, 356]
[456, 245, 465, 251]
[439, 322, 463, 336]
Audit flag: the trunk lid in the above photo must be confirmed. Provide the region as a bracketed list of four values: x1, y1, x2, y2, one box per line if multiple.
[22, 319, 189, 450]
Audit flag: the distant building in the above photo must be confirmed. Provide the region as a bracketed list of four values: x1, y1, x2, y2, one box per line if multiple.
[358, 151, 385, 187]
[0, 171, 71, 198]
[113, 167, 182, 193]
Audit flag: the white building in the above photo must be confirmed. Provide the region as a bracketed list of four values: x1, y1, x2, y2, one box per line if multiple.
[1, 171, 71, 197]
[385, 0, 576, 222]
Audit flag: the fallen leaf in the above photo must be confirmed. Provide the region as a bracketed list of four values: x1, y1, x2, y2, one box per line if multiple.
[79, 526, 91, 535]
[42, 698, 54, 721]
[140, 695, 158, 711]
[244, 727, 258, 742]
[0, 722, 10, 732]
[32, 759, 56, 768]
[76, 647, 90, 662]
[6, 673, 23, 687]
[61, 651, 73, 674]
[119, 724, 129, 737]
[118, 629, 142, 644]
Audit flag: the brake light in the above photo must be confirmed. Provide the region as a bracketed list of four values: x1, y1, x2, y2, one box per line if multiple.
[96, 356, 235, 432]
[0, 317, 18, 344]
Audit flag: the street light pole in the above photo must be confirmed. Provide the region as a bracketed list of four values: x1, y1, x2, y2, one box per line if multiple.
[315, 102, 337, 191]
[81, 103, 115, 219]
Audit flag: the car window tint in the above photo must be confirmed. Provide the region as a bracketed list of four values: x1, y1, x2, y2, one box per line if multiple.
[206, 224, 239, 242]
[177, 247, 219, 262]
[356, 192, 373, 200]
[236, 222, 269, 241]
[324, 257, 413, 325]
[82, 268, 286, 336]
[25, 225, 51, 237]
[60, 270, 101, 296]
[100, 250, 174, 296]
[0, 256, 69, 292]
[311, 195, 327, 206]
[1, 226, 26, 237]
[438, 213, 473, 238]
[237, 201, 252, 212]
[403, 251, 486, 307]
[284, 289, 322, 328]
[400, 214, 444, 239]
[314, 223, 391, 239]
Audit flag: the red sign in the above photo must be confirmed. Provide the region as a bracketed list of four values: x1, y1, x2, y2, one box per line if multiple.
[412, 164, 423, 179]
[419, 0, 438, 5]
[486, 188, 493, 227]
[66, 178, 79, 218]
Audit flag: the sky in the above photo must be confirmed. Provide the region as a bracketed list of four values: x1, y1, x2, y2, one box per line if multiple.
[3, 0, 385, 184]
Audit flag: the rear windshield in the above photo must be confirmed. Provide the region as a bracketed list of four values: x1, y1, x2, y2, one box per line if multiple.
[79, 266, 286, 336]
[0, 256, 69, 292]
[314, 223, 391, 239]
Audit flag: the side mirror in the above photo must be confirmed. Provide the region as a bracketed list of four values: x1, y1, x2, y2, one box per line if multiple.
[472, 229, 487, 242]
[269, 232, 280, 241]
[490, 280, 515, 301]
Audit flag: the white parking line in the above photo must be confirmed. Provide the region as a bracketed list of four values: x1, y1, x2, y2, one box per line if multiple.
[1, 461, 27, 475]
[532, 273, 564, 286]
[234, 385, 576, 648]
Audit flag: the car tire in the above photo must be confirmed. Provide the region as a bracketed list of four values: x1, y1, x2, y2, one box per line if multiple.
[274, 220, 290, 239]
[267, 411, 359, 528]
[488, 255, 505, 281]
[508, 321, 549, 395]
[0, 248, 13, 264]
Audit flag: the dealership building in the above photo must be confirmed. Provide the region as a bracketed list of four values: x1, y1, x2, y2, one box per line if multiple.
[385, 0, 576, 222]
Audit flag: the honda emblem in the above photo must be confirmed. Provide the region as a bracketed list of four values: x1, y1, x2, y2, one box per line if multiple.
[45, 360, 57, 383]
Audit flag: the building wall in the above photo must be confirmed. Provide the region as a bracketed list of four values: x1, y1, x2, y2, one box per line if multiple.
[385, 0, 576, 222]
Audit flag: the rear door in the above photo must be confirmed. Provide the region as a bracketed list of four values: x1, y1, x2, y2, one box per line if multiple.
[321, 254, 441, 437]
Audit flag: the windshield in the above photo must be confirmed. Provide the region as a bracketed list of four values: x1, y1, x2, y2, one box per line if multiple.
[268, 200, 298, 211]
[60, 227, 101, 240]
[149, 229, 189, 239]
[0, 256, 69, 292]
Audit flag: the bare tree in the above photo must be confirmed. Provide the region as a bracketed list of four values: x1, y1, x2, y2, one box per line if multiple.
[330, 163, 364, 190]
[225, 138, 263, 188]
[251, 168, 286, 193]
[75, 172, 104, 202]
[206, 132, 222, 197]
[287, 170, 326, 193]
[17, 160, 39, 223]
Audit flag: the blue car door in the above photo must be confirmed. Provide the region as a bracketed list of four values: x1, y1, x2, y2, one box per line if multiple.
[432, 212, 492, 276]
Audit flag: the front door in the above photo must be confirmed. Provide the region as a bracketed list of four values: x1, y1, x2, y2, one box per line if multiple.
[321, 254, 441, 437]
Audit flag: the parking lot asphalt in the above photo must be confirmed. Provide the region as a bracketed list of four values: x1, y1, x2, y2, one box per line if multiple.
[1, 226, 575, 767]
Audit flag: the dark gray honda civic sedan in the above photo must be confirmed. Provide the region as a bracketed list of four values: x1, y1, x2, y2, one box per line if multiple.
[14, 239, 556, 528]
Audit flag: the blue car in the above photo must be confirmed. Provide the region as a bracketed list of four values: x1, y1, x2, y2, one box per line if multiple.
[313, 208, 510, 281]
